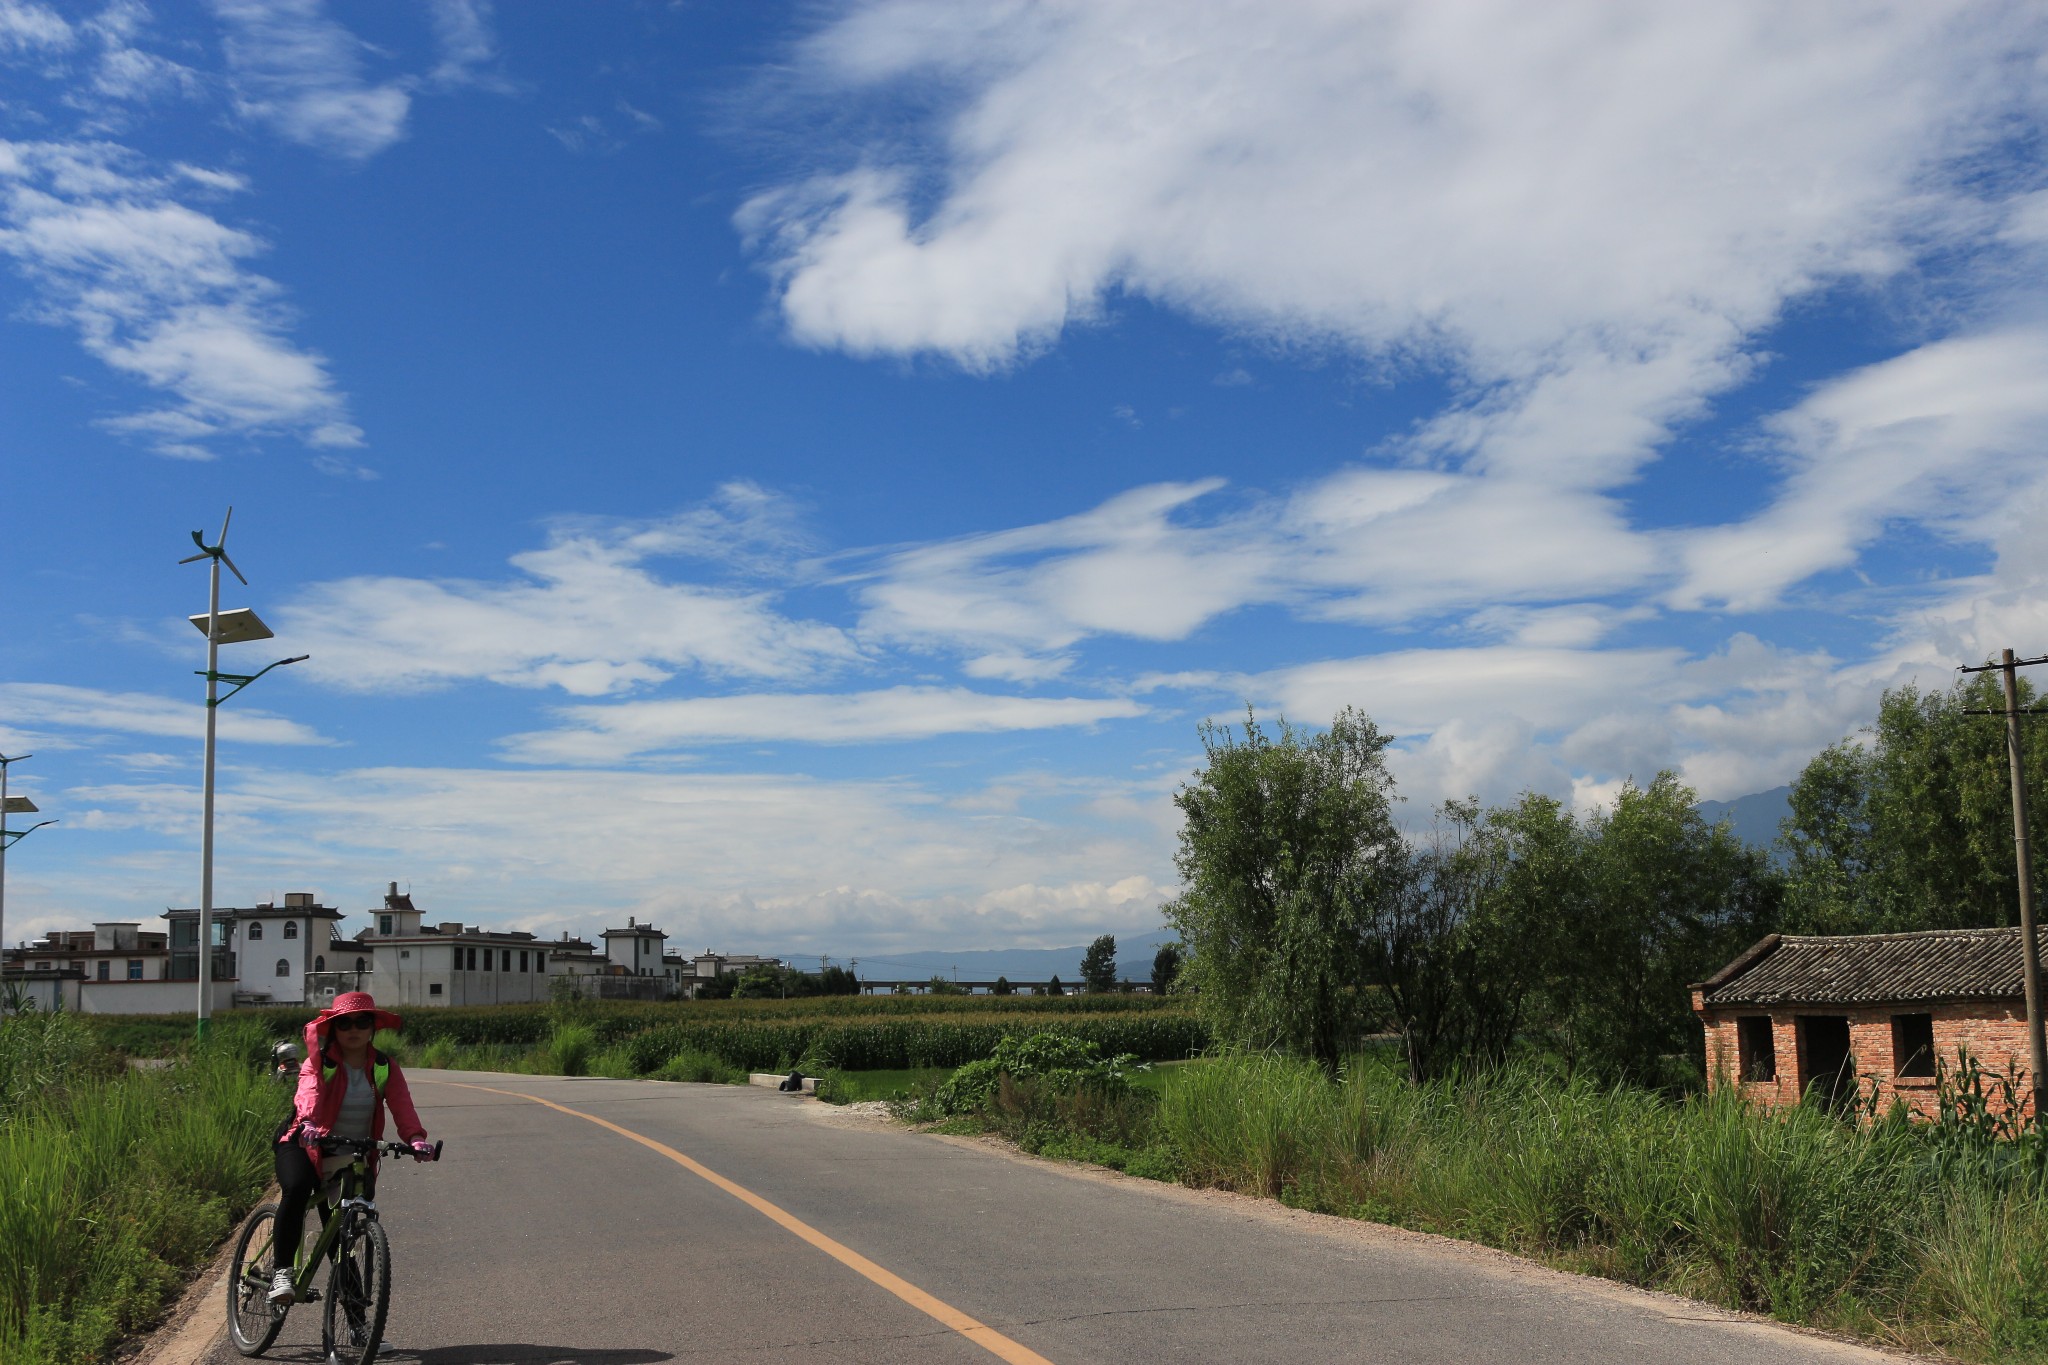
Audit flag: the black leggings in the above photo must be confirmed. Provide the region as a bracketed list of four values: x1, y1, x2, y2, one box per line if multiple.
[271, 1137, 375, 1273]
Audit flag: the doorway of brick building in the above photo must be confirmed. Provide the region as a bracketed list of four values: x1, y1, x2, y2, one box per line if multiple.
[1797, 1015, 1855, 1114]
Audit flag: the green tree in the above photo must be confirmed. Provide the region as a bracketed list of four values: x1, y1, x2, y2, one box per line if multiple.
[1567, 774, 1780, 1087]
[1368, 796, 1584, 1081]
[1040, 974, 1065, 997]
[926, 974, 968, 996]
[732, 966, 783, 999]
[1080, 935, 1118, 993]
[1149, 942, 1183, 994]
[991, 975, 1013, 996]
[1782, 673, 2046, 933]
[1165, 707, 1408, 1070]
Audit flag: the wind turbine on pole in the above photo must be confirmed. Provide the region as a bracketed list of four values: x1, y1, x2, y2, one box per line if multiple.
[179, 509, 307, 1037]
[1, 752, 57, 981]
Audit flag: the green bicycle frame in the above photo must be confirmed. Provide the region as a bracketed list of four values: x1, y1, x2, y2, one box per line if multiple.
[240, 1146, 379, 1301]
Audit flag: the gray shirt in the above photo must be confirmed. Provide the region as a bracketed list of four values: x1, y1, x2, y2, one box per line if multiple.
[333, 1063, 375, 1140]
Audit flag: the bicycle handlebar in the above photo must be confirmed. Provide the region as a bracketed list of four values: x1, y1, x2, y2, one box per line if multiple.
[315, 1136, 444, 1162]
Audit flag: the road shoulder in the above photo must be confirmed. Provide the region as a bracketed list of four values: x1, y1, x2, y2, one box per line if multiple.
[801, 1099, 1941, 1365]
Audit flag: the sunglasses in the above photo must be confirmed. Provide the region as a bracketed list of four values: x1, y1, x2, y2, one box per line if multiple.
[333, 1015, 375, 1031]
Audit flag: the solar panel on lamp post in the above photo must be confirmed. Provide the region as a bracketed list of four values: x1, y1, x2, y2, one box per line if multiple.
[179, 509, 308, 1038]
[0, 758, 56, 984]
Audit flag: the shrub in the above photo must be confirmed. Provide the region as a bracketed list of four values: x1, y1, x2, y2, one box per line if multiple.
[931, 1033, 1143, 1117]
[650, 1048, 745, 1084]
[542, 1023, 595, 1076]
[0, 1007, 118, 1119]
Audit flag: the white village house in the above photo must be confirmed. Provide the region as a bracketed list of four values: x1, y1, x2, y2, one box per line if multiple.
[5, 881, 784, 1013]
[304, 884, 556, 1009]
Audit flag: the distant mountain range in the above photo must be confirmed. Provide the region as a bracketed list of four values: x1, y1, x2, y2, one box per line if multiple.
[1696, 785, 1792, 856]
[777, 931, 1183, 986]
[790, 790, 1793, 979]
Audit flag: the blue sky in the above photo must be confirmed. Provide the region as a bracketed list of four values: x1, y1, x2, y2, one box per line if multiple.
[4, 1, 2047, 960]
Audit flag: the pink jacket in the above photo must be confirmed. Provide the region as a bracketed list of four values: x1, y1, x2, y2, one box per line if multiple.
[285, 1016, 428, 1178]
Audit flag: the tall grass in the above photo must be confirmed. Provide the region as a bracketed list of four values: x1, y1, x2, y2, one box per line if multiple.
[83, 994, 1199, 1057]
[0, 1013, 285, 1365]
[1148, 1053, 2048, 1360]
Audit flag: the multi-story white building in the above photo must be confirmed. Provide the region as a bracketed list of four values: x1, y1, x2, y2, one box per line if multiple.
[4, 923, 175, 1012]
[163, 893, 348, 1009]
[603, 918, 667, 978]
[306, 884, 555, 1009]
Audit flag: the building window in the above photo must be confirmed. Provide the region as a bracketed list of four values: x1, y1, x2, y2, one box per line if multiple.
[429, 982, 443, 996]
[276, 958, 291, 978]
[128, 960, 143, 980]
[314, 955, 325, 972]
[248, 921, 263, 940]
[535, 952, 545, 972]
[354, 957, 367, 973]
[1737, 1016, 1776, 1083]
[520, 951, 529, 972]
[400, 949, 411, 960]
[1892, 1013, 1936, 1078]
[465, 947, 477, 971]
[380, 914, 394, 935]
[283, 921, 299, 940]
[98, 961, 110, 981]
[483, 949, 493, 971]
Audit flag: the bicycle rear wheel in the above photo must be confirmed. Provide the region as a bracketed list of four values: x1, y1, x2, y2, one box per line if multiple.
[225, 1202, 286, 1356]
[321, 1216, 391, 1365]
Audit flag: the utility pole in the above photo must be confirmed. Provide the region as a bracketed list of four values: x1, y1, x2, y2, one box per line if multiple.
[1960, 648, 2048, 1125]
[1, 752, 59, 974]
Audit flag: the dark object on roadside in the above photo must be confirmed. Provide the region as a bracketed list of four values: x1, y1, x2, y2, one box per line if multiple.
[778, 1071, 805, 1092]
[272, 1041, 301, 1086]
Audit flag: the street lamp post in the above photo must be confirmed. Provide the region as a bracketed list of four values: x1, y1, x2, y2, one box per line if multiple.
[180, 509, 307, 1037]
[0, 752, 57, 971]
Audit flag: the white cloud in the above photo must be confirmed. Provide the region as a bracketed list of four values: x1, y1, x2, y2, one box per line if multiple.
[0, 682, 329, 746]
[0, 0, 72, 53]
[501, 685, 1147, 763]
[81, 2, 201, 105]
[426, 0, 498, 88]
[281, 494, 859, 696]
[855, 479, 1283, 657]
[1227, 631, 1933, 811]
[1671, 328, 2048, 611]
[52, 764, 1179, 953]
[210, 0, 413, 159]
[745, 1, 2044, 490]
[0, 140, 361, 457]
[852, 468, 1665, 666]
[208, 0, 502, 156]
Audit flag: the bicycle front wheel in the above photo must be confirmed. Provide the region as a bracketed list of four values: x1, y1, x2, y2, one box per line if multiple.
[320, 1217, 391, 1365]
[225, 1202, 286, 1356]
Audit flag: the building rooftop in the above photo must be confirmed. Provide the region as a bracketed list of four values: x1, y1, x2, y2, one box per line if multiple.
[1698, 927, 2048, 1008]
[164, 901, 344, 920]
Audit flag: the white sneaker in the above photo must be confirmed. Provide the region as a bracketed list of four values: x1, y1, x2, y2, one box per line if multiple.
[268, 1269, 296, 1304]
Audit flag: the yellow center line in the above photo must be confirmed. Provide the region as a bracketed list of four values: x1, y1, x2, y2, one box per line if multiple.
[422, 1079, 1058, 1365]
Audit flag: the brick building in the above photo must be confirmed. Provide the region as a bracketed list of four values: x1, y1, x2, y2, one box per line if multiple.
[1692, 927, 2044, 1123]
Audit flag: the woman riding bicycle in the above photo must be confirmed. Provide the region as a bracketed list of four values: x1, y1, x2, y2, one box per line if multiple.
[270, 991, 433, 1304]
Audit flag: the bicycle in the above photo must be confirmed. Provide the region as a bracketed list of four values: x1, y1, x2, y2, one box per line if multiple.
[226, 1135, 443, 1364]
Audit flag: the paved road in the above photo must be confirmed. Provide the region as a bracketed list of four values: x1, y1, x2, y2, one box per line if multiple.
[199, 1070, 1912, 1365]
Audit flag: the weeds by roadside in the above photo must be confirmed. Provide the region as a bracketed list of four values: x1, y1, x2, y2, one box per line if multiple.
[0, 1012, 285, 1365]
[911, 1043, 2048, 1363]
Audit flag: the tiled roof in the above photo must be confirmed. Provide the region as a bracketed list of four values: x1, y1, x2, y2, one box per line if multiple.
[1698, 927, 2047, 1007]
